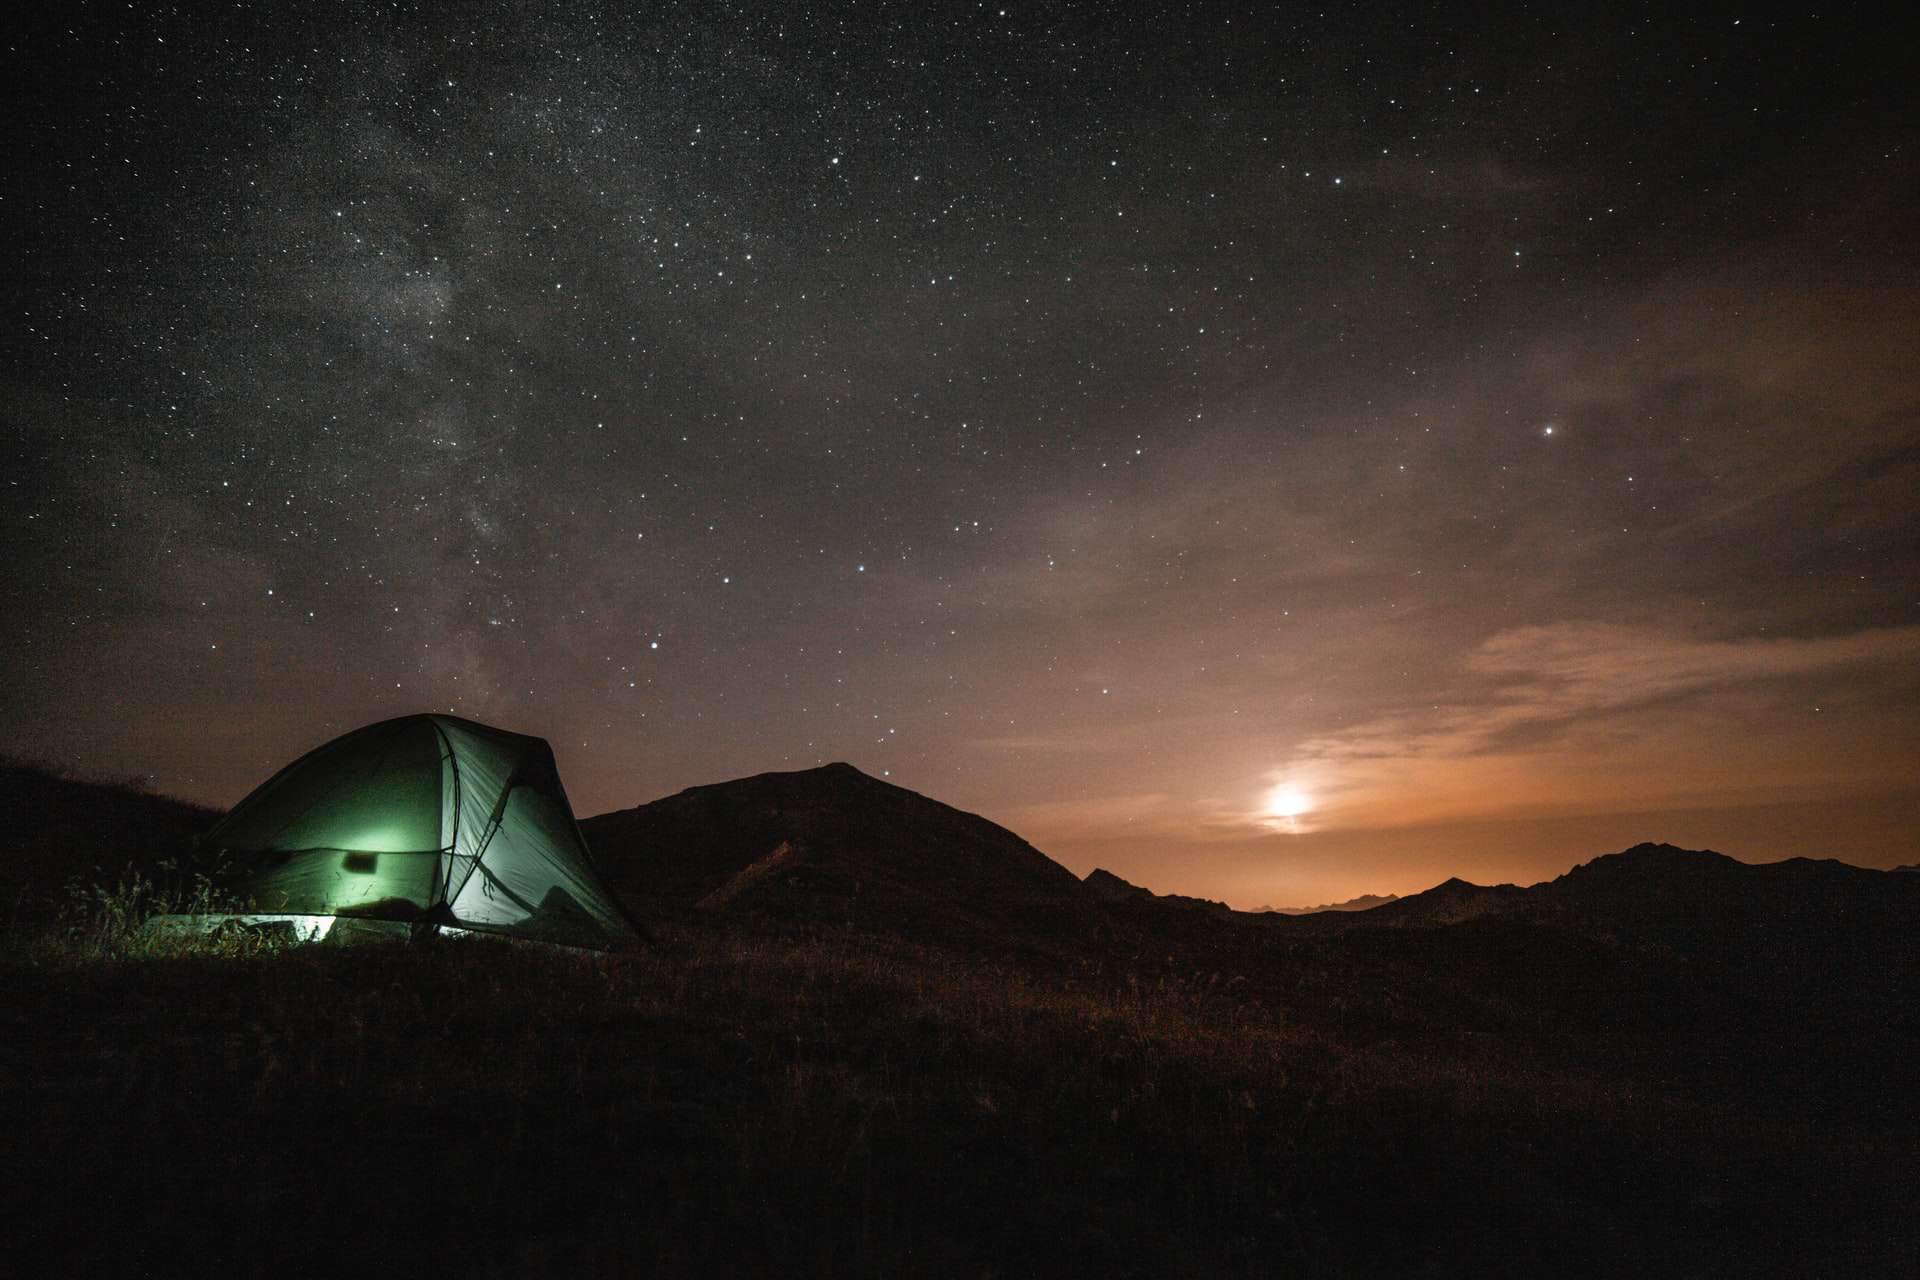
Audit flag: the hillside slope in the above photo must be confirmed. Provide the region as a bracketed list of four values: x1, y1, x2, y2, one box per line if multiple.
[0, 761, 220, 923]
[581, 763, 1109, 954]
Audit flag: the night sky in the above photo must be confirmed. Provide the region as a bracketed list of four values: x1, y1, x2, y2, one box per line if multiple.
[6, 4, 1916, 907]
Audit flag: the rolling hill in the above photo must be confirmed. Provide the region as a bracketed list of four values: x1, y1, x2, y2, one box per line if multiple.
[1318, 841, 1920, 957]
[0, 759, 219, 924]
[579, 761, 1113, 955]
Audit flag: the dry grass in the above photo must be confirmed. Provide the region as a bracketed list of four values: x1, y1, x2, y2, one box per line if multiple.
[5, 905, 1914, 1277]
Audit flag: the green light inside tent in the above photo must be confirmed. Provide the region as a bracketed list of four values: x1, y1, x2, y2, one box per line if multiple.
[345, 824, 427, 855]
[320, 818, 439, 913]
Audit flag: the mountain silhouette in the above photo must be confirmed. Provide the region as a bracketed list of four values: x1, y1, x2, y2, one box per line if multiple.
[1083, 867, 1232, 916]
[1082, 867, 1148, 903]
[584, 770, 1917, 972]
[1297, 842, 1919, 985]
[1528, 841, 1920, 959]
[1262, 892, 1401, 915]
[581, 762, 1106, 954]
[1356, 876, 1527, 926]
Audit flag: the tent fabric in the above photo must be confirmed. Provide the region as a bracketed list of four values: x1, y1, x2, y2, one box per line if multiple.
[202, 714, 638, 948]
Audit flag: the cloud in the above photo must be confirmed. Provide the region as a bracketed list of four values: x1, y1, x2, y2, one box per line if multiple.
[1273, 620, 1920, 827]
[1467, 621, 1917, 717]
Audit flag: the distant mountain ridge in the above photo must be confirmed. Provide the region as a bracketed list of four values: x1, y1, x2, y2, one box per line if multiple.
[1308, 842, 1920, 979]
[1262, 893, 1401, 915]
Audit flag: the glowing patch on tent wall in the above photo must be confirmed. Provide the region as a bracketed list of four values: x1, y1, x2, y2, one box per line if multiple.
[345, 825, 418, 854]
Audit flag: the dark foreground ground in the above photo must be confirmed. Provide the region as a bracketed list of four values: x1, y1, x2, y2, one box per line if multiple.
[0, 762, 1914, 1276]
[3, 913, 1915, 1278]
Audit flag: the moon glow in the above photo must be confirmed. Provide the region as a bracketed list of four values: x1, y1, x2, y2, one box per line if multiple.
[1264, 786, 1313, 820]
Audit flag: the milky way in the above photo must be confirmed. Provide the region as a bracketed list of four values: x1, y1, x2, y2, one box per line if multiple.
[6, 5, 1916, 905]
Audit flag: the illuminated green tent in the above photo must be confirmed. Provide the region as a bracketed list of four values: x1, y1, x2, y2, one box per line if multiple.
[198, 714, 638, 948]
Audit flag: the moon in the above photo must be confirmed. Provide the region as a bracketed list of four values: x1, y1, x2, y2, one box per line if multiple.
[1263, 785, 1312, 820]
